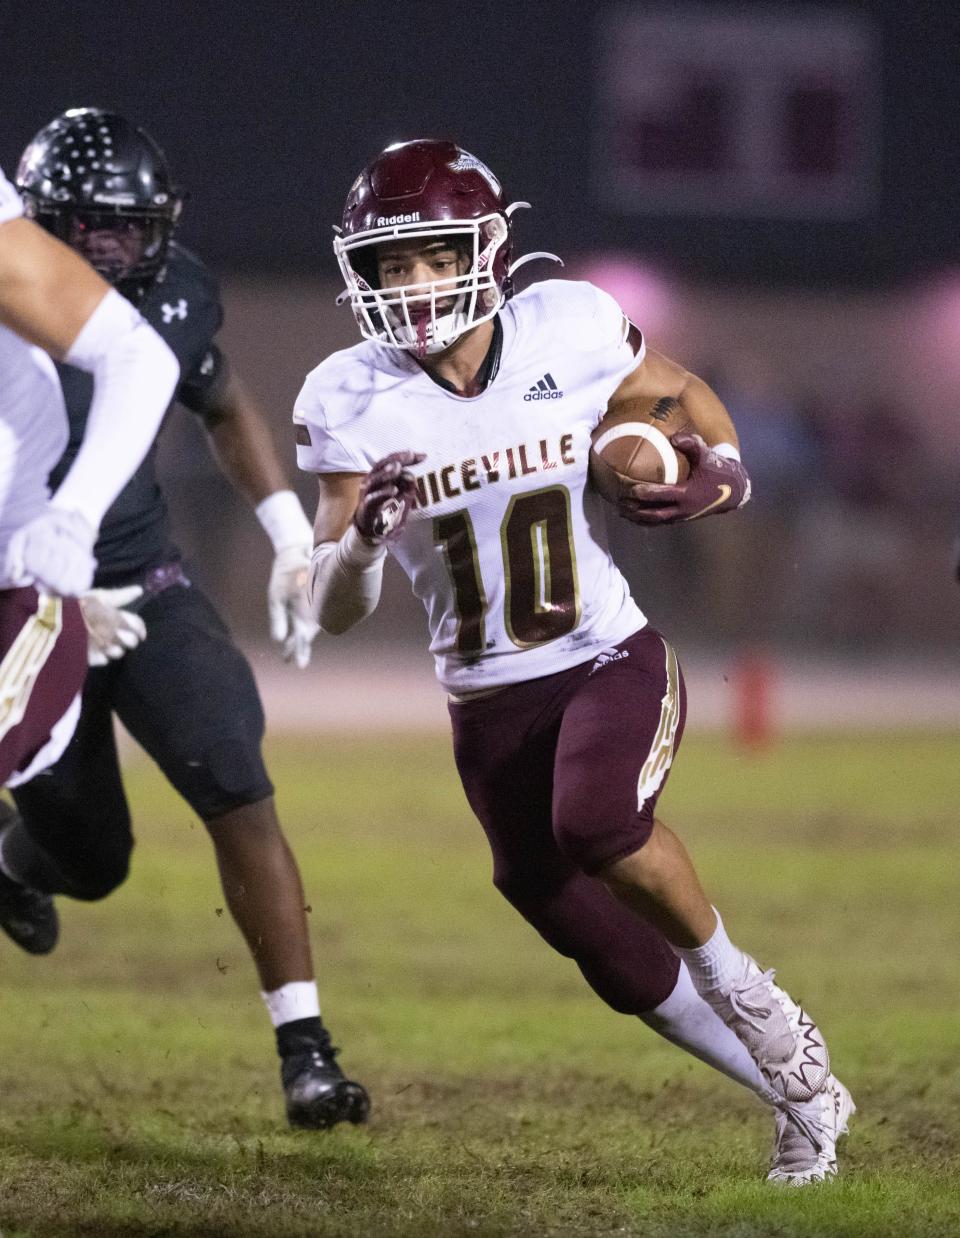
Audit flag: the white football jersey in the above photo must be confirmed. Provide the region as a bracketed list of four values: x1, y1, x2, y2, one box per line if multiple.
[0, 163, 70, 587]
[296, 279, 648, 692]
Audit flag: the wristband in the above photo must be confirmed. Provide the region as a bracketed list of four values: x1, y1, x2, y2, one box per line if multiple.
[712, 442, 741, 462]
[333, 522, 387, 571]
[255, 489, 314, 552]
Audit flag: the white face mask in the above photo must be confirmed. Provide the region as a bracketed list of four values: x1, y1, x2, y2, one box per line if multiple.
[335, 213, 510, 357]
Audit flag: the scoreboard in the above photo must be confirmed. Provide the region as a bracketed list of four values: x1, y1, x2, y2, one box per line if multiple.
[597, 7, 879, 219]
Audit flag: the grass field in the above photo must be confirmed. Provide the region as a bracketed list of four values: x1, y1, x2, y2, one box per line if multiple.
[0, 730, 958, 1237]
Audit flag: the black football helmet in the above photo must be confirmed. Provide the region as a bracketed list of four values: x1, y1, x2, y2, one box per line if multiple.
[17, 108, 182, 302]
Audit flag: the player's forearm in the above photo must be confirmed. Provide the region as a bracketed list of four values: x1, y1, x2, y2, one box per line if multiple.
[675, 374, 739, 451]
[52, 290, 179, 529]
[616, 349, 740, 451]
[204, 382, 289, 508]
[306, 525, 386, 634]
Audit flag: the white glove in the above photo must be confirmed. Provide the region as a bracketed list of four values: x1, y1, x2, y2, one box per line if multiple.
[79, 585, 147, 666]
[5, 507, 97, 596]
[268, 544, 320, 670]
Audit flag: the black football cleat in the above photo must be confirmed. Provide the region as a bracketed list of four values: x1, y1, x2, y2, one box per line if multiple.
[281, 1033, 371, 1130]
[0, 866, 59, 954]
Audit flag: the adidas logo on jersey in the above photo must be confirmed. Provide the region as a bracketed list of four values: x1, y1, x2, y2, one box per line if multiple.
[589, 648, 629, 674]
[524, 373, 564, 401]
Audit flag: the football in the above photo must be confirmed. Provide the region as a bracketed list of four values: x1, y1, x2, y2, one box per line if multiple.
[589, 396, 692, 503]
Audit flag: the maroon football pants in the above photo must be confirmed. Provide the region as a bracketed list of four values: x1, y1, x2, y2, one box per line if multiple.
[0, 587, 87, 786]
[450, 625, 685, 1015]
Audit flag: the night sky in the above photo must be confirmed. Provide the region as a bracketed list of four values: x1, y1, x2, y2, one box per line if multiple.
[2, 0, 958, 287]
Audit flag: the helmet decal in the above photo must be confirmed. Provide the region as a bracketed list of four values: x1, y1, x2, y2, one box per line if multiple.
[447, 152, 501, 196]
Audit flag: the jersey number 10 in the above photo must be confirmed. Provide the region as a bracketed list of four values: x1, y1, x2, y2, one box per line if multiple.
[435, 485, 582, 654]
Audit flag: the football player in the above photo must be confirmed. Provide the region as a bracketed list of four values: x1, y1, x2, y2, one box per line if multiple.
[0, 110, 368, 1131]
[295, 140, 853, 1183]
[0, 157, 177, 786]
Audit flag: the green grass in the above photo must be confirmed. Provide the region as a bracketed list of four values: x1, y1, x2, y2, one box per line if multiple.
[0, 731, 958, 1236]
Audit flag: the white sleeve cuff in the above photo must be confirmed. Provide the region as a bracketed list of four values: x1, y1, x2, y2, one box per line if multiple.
[255, 489, 314, 552]
[306, 524, 386, 634]
[334, 521, 388, 570]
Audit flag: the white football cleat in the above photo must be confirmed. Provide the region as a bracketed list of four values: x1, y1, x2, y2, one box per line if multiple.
[767, 1074, 855, 1186]
[702, 956, 829, 1102]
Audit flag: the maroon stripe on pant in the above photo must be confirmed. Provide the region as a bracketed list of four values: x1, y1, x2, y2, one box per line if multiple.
[0, 587, 87, 785]
[449, 626, 685, 1014]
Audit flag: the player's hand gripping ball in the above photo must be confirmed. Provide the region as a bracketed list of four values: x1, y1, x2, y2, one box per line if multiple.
[590, 397, 750, 525]
[589, 397, 693, 500]
[354, 451, 426, 543]
[618, 433, 751, 525]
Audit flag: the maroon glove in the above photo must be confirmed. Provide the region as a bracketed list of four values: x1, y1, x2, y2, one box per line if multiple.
[618, 432, 752, 525]
[354, 450, 426, 543]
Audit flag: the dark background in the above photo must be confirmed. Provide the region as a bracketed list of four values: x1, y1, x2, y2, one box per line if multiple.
[2, 0, 958, 287]
[2, 0, 958, 655]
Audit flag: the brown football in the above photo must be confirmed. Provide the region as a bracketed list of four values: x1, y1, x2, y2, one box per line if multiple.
[589, 396, 692, 503]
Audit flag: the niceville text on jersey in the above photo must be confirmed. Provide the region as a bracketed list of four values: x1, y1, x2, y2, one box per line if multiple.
[413, 433, 575, 509]
[294, 279, 648, 694]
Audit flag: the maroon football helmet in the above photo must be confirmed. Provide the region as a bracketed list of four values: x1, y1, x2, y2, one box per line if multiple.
[334, 140, 553, 356]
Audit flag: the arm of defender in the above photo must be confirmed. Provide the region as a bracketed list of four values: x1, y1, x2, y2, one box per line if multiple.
[200, 370, 291, 507]
[200, 370, 318, 666]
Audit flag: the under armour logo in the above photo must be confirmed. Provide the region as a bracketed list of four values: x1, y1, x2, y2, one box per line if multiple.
[161, 299, 188, 323]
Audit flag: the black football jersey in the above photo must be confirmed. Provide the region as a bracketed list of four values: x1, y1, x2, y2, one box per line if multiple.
[48, 242, 229, 585]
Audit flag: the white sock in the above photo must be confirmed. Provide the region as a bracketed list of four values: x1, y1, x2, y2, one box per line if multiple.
[641, 962, 780, 1106]
[672, 907, 745, 993]
[261, 980, 320, 1028]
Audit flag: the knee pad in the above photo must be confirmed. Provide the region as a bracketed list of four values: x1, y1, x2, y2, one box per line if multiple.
[61, 839, 133, 901]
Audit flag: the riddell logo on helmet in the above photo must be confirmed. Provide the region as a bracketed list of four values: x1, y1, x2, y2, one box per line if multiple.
[376, 211, 421, 226]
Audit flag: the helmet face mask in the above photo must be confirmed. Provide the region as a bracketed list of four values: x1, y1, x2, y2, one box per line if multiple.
[62, 210, 169, 286]
[334, 140, 521, 357]
[335, 212, 509, 356]
[17, 108, 182, 302]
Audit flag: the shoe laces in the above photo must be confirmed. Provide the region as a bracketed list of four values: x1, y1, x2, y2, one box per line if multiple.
[305, 1044, 338, 1068]
[729, 968, 783, 1033]
[293, 1029, 338, 1065]
[775, 1092, 832, 1160]
[315, 1024, 336, 1055]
